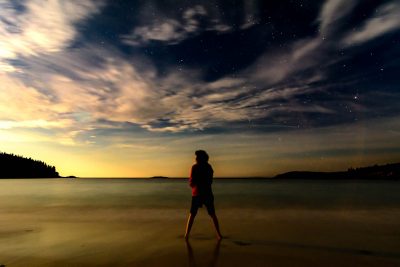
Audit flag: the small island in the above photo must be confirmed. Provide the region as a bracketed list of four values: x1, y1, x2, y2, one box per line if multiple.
[0, 152, 60, 178]
[150, 176, 169, 179]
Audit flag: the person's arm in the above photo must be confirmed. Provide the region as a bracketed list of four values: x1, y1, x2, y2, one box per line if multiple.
[210, 165, 214, 184]
[189, 166, 196, 187]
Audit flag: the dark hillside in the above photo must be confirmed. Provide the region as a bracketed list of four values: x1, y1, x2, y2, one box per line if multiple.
[0, 152, 60, 178]
[274, 163, 400, 180]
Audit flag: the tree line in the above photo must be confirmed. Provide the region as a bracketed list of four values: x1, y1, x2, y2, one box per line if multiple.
[275, 162, 400, 180]
[0, 152, 60, 178]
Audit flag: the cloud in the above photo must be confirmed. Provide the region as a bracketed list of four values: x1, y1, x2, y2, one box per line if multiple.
[241, 0, 261, 29]
[0, 72, 80, 144]
[1, 0, 399, 145]
[121, 5, 232, 46]
[122, 19, 184, 45]
[249, 38, 326, 87]
[247, 0, 398, 91]
[0, 1, 360, 140]
[317, 0, 358, 36]
[342, 2, 400, 46]
[1, 39, 329, 137]
[182, 5, 207, 33]
[0, 0, 103, 71]
[0, 73, 56, 122]
[239, 0, 400, 130]
[244, 1, 362, 87]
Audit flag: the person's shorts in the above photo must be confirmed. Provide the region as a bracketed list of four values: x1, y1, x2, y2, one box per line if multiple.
[190, 195, 215, 215]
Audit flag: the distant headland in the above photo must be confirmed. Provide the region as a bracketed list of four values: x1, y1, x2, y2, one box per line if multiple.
[274, 162, 400, 180]
[0, 152, 61, 178]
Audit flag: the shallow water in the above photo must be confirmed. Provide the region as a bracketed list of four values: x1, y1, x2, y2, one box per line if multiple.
[0, 178, 399, 266]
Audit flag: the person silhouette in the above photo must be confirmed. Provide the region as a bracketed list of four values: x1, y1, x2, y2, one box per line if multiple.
[184, 150, 222, 240]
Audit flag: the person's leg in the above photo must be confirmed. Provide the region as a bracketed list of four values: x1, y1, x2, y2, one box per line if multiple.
[185, 213, 196, 240]
[210, 213, 222, 240]
[185, 197, 199, 239]
[205, 196, 222, 240]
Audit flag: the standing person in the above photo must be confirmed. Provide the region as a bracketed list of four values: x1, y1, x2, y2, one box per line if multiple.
[184, 150, 222, 240]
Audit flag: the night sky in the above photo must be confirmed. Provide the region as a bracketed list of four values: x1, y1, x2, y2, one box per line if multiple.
[1, 0, 400, 177]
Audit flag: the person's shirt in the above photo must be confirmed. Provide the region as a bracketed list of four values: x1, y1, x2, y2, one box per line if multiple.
[189, 162, 214, 196]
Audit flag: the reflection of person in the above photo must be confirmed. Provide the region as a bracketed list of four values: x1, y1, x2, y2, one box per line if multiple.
[184, 150, 222, 240]
[186, 239, 221, 267]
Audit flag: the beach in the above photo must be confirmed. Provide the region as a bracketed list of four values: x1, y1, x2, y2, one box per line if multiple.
[0, 179, 399, 266]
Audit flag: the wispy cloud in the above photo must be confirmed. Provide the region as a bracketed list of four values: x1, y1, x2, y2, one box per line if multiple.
[342, 2, 400, 46]
[317, 0, 358, 37]
[249, 0, 359, 87]
[121, 5, 232, 46]
[2, 41, 322, 136]
[0, 0, 105, 144]
[0, 0, 103, 69]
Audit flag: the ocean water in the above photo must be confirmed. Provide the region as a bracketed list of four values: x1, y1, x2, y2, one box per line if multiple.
[0, 178, 399, 267]
[1, 178, 400, 209]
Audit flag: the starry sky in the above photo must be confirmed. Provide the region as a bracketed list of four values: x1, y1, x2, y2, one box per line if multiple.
[1, 0, 400, 177]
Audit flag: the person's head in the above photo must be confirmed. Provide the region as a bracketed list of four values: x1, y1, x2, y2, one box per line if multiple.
[195, 150, 209, 163]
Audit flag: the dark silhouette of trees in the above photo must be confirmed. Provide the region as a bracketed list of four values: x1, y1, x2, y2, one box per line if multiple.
[0, 152, 60, 178]
[275, 162, 400, 180]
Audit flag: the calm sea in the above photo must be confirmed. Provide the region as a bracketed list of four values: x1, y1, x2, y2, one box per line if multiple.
[0, 178, 399, 210]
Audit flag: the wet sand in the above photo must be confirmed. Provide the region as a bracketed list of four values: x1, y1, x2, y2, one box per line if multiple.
[1, 207, 400, 267]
